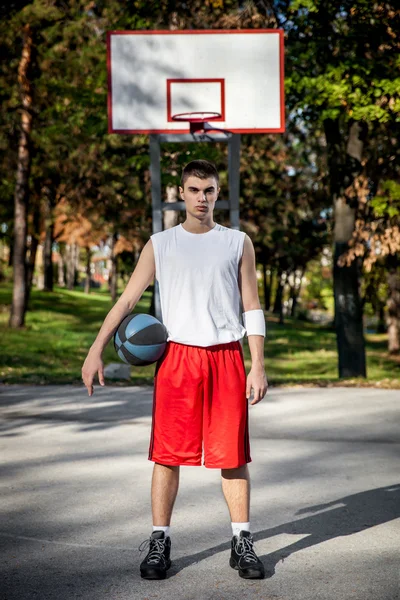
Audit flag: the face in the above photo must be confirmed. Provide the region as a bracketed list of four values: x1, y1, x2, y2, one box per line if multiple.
[179, 176, 220, 219]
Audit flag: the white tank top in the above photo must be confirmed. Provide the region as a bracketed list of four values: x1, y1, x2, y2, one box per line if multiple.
[150, 223, 246, 347]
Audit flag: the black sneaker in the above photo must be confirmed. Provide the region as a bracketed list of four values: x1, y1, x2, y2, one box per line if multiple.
[139, 530, 172, 580]
[230, 530, 265, 579]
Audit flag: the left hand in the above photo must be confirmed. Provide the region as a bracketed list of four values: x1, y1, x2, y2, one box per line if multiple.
[246, 365, 268, 405]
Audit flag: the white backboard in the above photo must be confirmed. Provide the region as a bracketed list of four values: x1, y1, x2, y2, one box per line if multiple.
[107, 29, 285, 134]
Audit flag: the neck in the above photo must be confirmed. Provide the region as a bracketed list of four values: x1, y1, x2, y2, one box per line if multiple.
[182, 214, 216, 233]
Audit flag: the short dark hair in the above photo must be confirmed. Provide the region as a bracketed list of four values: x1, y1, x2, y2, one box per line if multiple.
[180, 159, 219, 188]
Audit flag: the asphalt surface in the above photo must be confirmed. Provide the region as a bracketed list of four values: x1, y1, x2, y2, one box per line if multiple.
[1, 384, 399, 600]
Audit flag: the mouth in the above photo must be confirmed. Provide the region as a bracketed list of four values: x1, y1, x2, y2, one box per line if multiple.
[196, 206, 208, 211]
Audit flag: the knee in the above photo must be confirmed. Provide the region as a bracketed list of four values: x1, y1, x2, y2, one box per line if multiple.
[155, 462, 180, 471]
[221, 464, 249, 479]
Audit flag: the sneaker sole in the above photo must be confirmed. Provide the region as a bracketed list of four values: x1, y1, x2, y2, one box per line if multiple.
[229, 557, 265, 579]
[140, 560, 172, 580]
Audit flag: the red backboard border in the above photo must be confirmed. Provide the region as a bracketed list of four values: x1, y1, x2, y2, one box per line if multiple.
[107, 29, 285, 135]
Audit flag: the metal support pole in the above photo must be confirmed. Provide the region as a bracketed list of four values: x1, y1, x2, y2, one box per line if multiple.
[149, 135, 162, 320]
[228, 134, 241, 230]
[149, 135, 162, 234]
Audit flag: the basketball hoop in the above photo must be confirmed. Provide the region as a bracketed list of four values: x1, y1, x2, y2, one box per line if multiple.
[171, 112, 233, 138]
[172, 112, 222, 134]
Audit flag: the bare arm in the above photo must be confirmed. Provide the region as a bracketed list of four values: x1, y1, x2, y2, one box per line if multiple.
[238, 234, 268, 404]
[81, 239, 156, 396]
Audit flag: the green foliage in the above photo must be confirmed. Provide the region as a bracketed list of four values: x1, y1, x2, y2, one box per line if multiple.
[302, 256, 333, 311]
[370, 180, 400, 219]
[289, 0, 318, 12]
[284, 0, 400, 304]
[285, 1, 399, 126]
[239, 124, 330, 278]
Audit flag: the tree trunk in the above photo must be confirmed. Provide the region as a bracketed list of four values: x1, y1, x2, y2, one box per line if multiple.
[74, 244, 80, 287]
[9, 24, 33, 328]
[273, 271, 284, 314]
[268, 269, 274, 310]
[387, 267, 400, 354]
[43, 225, 54, 291]
[333, 244, 366, 376]
[43, 191, 54, 292]
[26, 200, 40, 292]
[291, 292, 297, 318]
[110, 254, 118, 302]
[58, 243, 66, 287]
[273, 271, 285, 325]
[377, 305, 386, 334]
[66, 243, 77, 290]
[25, 243, 39, 311]
[109, 233, 118, 302]
[291, 268, 304, 317]
[290, 281, 298, 317]
[262, 259, 271, 311]
[84, 246, 91, 294]
[325, 118, 367, 378]
[36, 245, 45, 290]
[8, 236, 13, 267]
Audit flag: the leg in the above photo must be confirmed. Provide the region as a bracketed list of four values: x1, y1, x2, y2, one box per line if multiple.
[222, 464, 265, 579]
[151, 462, 180, 526]
[140, 463, 178, 580]
[221, 464, 250, 522]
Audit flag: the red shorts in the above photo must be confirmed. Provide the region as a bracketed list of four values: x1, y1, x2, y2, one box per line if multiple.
[148, 340, 251, 469]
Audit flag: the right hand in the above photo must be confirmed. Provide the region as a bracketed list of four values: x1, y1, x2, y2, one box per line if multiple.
[81, 350, 105, 397]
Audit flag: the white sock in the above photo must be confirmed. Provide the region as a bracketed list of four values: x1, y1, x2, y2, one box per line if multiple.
[153, 525, 170, 538]
[231, 522, 250, 537]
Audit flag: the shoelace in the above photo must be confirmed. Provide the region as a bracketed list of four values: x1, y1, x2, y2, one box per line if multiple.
[138, 537, 167, 565]
[235, 536, 258, 563]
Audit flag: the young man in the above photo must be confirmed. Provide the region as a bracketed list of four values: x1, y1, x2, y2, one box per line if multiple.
[82, 159, 268, 581]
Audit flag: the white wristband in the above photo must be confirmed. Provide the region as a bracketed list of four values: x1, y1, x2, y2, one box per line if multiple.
[242, 309, 266, 337]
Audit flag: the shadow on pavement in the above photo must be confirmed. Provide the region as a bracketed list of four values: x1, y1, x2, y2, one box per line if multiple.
[0, 385, 154, 435]
[169, 484, 400, 578]
[1, 485, 399, 597]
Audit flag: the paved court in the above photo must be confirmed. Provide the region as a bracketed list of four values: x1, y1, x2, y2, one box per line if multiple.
[1, 385, 399, 600]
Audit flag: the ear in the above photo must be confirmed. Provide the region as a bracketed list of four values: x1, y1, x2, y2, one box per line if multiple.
[179, 186, 184, 198]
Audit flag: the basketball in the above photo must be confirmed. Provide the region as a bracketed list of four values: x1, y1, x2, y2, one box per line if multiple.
[114, 313, 168, 366]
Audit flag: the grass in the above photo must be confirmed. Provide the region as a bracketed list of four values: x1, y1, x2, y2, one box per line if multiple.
[263, 316, 399, 388]
[1, 285, 399, 388]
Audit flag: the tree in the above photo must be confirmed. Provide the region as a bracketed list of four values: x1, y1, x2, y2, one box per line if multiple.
[283, 0, 399, 376]
[9, 23, 33, 327]
[344, 179, 400, 352]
